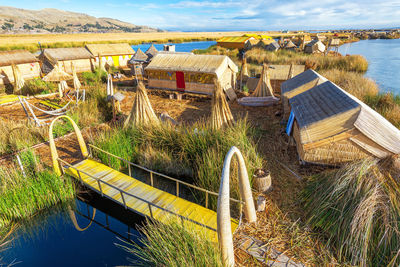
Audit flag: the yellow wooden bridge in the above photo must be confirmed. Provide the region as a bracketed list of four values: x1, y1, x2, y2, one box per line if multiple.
[50, 116, 242, 242]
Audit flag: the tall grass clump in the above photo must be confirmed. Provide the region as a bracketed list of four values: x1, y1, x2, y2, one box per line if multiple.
[20, 78, 56, 96]
[81, 68, 107, 86]
[119, 219, 223, 267]
[0, 120, 47, 155]
[0, 150, 75, 227]
[303, 158, 400, 266]
[91, 120, 263, 209]
[245, 48, 368, 73]
[320, 69, 379, 100]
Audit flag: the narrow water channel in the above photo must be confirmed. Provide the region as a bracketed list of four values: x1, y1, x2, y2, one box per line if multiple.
[1, 192, 144, 266]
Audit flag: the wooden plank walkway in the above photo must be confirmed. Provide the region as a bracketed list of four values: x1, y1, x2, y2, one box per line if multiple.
[64, 159, 239, 241]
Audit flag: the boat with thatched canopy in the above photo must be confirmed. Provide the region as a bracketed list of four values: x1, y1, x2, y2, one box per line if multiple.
[38, 48, 94, 74]
[85, 43, 135, 69]
[0, 50, 41, 87]
[281, 69, 327, 118]
[288, 81, 400, 165]
[145, 53, 238, 98]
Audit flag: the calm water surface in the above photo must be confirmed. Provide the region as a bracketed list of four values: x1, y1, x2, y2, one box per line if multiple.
[338, 39, 400, 94]
[1, 195, 144, 267]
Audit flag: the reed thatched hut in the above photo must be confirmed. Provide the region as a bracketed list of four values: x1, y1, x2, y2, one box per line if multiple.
[304, 40, 326, 54]
[85, 43, 135, 68]
[246, 64, 305, 93]
[0, 50, 41, 87]
[281, 69, 327, 118]
[145, 53, 238, 97]
[266, 42, 280, 51]
[38, 48, 94, 74]
[145, 44, 158, 60]
[244, 39, 260, 50]
[288, 81, 400, 165]
[284, 40, 297, 50]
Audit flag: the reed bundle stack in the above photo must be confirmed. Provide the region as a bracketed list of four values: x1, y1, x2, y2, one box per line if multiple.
[240, 57, 249, 79]
[11, 64, 24, 93]
[71, 63, 81, 91]
[251, 63, 274, 97]
[124, 82, 158, 127]
[281, 69, 327, 118]
[42, 65, 72, 97]
[289, 81, 400, 165]
[211, 80, 234, 129]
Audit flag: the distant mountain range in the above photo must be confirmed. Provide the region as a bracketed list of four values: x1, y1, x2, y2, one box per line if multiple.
[0, 6, 163, 34]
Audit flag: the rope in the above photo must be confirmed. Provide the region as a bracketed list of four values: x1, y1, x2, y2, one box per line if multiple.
[28, 99, 71, 115]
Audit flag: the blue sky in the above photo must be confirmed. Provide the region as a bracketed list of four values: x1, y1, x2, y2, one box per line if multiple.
[1, 0, 400, 31]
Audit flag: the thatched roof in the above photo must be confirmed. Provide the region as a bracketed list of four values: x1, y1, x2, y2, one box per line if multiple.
[329, 39, 340, 46]
[41, 48, 94, 63]
[284, 40, 296, 49]
[266, 42, 280, 51]
[42, 65, 73, 82]
[290, 81, 400, 156]
[145, 54, 238, 77]
[129, 48, 148, 63]
[85, 43, 135, 56]
[0, 50, 38, 67]
[305, 40, 326, 53]
[252, 64, 274, 97]
[145, 44, 158, 58]
[269, 64, 305, 80]
[281, 69, 327, 97]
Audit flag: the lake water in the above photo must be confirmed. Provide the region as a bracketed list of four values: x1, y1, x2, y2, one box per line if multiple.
[131, 40, 216, 53]
[338, 39, 400, 95]
[1, 194, 144, 266]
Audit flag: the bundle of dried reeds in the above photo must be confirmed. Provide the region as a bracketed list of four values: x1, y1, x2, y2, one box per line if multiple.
[11, 64, 24, 93]
[251, 63, 274, 97]
[124, 82, 158, 127]
[287, 63, 294, 79]
[241, 57, 249, 79]
[211, 80, 234, 129]
[71, 63, 81, 91]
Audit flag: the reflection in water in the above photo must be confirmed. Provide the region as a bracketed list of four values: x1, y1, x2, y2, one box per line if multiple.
[1, 192, 144, 266]
[68, 206, 96, 232]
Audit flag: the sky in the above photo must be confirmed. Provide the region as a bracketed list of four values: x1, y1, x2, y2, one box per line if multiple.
[1, 0, 400, 31]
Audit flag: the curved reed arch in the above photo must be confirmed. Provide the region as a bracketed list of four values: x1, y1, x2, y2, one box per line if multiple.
[67, 206, 97, 232]
[49, 115, 88, 176]
[217, 146, 257, 266]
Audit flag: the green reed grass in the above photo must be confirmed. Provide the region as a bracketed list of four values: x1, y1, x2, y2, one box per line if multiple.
[91, 119, 263, 209]
[303, 159, 400, 266]
[118, 218, 223, 267]
[20, 79, 57, 96]
[245, 47, 368, 73]
[0, 150, 75, 227]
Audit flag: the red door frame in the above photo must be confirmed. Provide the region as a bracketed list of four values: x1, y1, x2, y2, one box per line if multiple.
[176, 71, 185, 92]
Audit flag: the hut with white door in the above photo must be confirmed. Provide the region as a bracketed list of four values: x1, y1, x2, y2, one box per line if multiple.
[0, 50, 41, 87]
[145, 53, 238, 98]
[85, 43, 135, 69]
[38, 47, 94, 74]
[288, 81, 400, 165]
